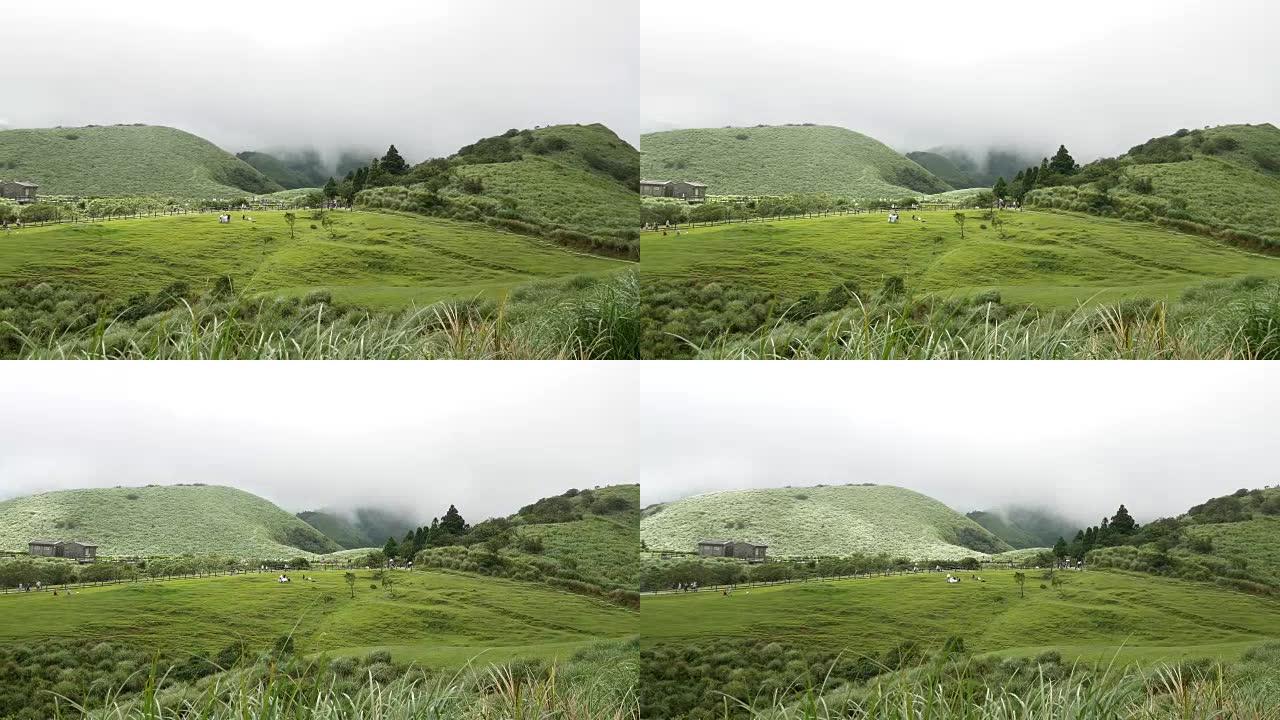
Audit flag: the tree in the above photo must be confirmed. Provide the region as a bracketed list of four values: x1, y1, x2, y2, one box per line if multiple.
[953, 212, 967, 240]
[1110, 504, 1137, 535]
[1053, 537, 1068, 560]
[993, 177, 1008, 200]
[439, 504, 468, 536]
[382, 536, 399, 560]
[344, 571, 356, 599]
[1014, 571, 1027, 599]
[322, 177, 338, 200]
[381, 568, 395, 597]
[1049, 145, 1078, 176]
[283, 212, 297, 239]
[990, 212, 1005, 239]
[381, 145, 408, 175]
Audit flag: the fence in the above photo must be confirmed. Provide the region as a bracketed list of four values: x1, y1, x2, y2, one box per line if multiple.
[3, 204, 345, 229]
[0, 562, 399, 596]
[641, 566, 981, 596]
[643, 204, 976, 232]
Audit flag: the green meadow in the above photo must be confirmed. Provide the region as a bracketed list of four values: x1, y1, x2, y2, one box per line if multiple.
[641, 569, 1280, 664]
[0, 568, 636, 669]
[641, 209, 1280, 308]
[0, 209, 627, 309]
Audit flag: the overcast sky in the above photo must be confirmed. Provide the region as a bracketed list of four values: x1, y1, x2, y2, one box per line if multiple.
[0, 364, 635, 524]
[639, 364, 1277, 525]
[641, 0, 1279, 163]
[3, 0, 638, 163]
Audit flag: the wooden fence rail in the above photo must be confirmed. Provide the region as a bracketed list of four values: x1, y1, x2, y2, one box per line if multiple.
[0, 563, 395, 596]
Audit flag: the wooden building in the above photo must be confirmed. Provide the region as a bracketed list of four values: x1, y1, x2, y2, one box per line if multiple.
[696, 539, 768, 562]
[640, 179, 673, 198]
[27, 539, 99, 563]
[0, 181, 39, 204]
[671, 181, 707, 203]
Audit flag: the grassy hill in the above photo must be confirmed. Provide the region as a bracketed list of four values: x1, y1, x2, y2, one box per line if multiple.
[907, 151, 979, 189]
[1088, 486, 1280, 593]
[415, 484, 640, 596]
[639, 125, 953, 198]
[296, 511, 370, 550]
[641, 569, 1280, 718]
[0, 124, 283, 197]
[641, 484, 1011, 560]
[922, 146, 1045, 188]
[0, 209, 627, 310]
[0, 484, 340, 558]
[236, 150, 322, 190]
[967, 507, 1079, 549]
[1027, 123, 1280, 251]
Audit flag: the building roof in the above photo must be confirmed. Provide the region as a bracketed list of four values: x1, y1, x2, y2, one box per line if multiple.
[66, 541, 98, 547]
[697, 539, 731, 545]
[640, 179, 672, 185]
[29, 539, 60, 546]
[681, 181, 708, 187]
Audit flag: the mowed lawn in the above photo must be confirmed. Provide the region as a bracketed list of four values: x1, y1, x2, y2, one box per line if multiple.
[0, 210, 628, 309]
[0, 569, 636, 668]
[641, 210, 1280, 306]
[641, 570, 1280, 664]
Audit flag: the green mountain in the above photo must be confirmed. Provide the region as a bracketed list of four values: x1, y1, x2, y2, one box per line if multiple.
[1027, 123, 1280, 250]
[236, 151, 322, 189]
[906, 151, 978, 189]
[641, 484, 1012, 560]
[360, 122, 640, 257]
[297, 507, 419, 550]
[1089, 485, 1280, 592]
[0, 124, 283, 197]
[0, 484, 340, 558]
[966, 507, 1078, 549]
[922, 146, 1044, 187]
[639, 124, 953, 199]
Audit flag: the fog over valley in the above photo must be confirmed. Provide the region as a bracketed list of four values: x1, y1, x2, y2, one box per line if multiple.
[0, 364, 636, 523]
[640, 0, 1280, 164]
[3, 0, 639, 163]
[639, 363, 1278, 527]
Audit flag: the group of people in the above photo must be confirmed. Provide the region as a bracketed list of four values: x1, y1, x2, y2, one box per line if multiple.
[673, 581, 699, 592]
[277, 573, 291, 583]
[13, 581, 43, 592]
[0, 219, 21, 232]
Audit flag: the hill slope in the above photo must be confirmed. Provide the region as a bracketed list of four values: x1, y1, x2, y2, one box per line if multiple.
[0, 484, 340, 557]
[967, 507, 1079, 549]
[641, 484, 1011, 560]
[1027, 123, 1280, 250]
[0, 124, 283, 197]
[640, 125, 952, 198]
[298, 507, 419, 550]
[907, 151, 978, 189]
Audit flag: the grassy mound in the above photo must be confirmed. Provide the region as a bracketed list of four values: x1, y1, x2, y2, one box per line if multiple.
[0, 209, 628, 310]
[0, 124, 282, 197]
[1027, 123, 1280, 251]
[0, 484, 339, 558]
[640, 125, 952, 198]
[641, 484, 1010, 560]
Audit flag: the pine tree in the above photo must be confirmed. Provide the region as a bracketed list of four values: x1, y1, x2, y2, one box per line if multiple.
[382, 536, 398, 559]
[1048, 145, 1078, 175]
[1053, 537, 1068, 559]
[993, 177, 1009, 199]
[381, 145, 408, 175]
[1110, 504, 1137, 534]
[439, 504, 467, 535]
[322, 177, 338, 199]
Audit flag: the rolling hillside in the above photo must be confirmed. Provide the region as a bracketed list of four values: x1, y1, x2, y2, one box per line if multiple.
[0, 484, 340, 558]
[906, 151, 978, 189]
[967, 507, 1079, 549]
[512, 483, 640, 590]
[0, 124, 283, 197]
[641, 484, 1011, 560]
[1027, 123, 1280, 250]
[639, 124, 952, 198]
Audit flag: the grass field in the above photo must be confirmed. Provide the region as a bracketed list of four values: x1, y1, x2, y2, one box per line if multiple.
[0, 125, 281, 197]
[0, 209, 628, 309]
[0, 567, 635, 668]
[642, 209, 1280, 308]
[640, 125, 951, 198]
[641, 485, 1009, 560]
[642, 570, 1280, 662]
[0, 485, 339, 558]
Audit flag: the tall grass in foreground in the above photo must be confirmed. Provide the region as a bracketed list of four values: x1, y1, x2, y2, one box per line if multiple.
[696, 277, 1280, 360]
[8, 271, 638, 360]
[732, 648, 1280, 720]
[59, 641, 639, 720]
